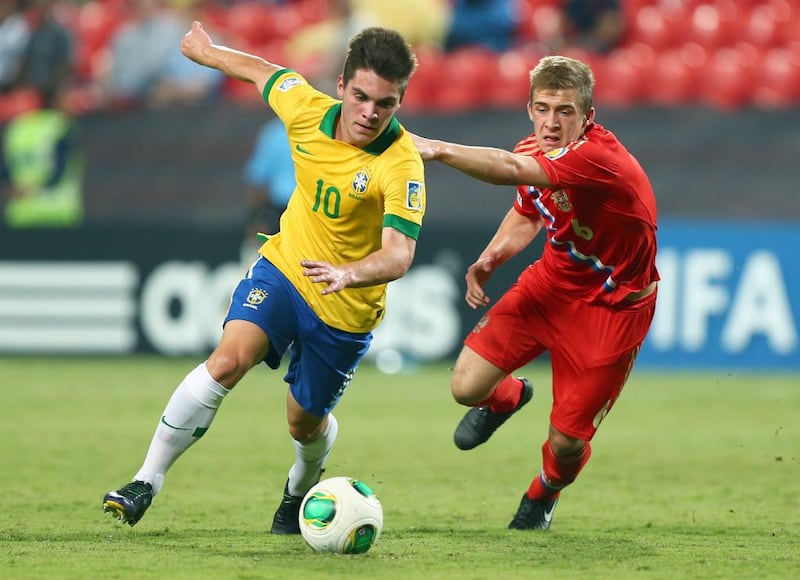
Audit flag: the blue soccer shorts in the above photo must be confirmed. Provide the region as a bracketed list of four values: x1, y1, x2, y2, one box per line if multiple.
[225, 257, 372, 417]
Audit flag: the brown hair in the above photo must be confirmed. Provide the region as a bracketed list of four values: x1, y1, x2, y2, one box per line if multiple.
[342, 27, 418, 97]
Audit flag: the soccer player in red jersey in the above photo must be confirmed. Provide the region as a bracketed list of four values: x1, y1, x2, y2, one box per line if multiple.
[413, 55, 659, 530]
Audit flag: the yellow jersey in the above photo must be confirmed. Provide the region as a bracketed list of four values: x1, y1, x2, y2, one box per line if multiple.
[258, 69, 426, 333]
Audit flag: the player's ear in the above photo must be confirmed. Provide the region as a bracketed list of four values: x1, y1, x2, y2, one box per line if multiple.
[336, 75, 345, 98]
[584, 107, 596, 125]
[526, 101, 534, 122]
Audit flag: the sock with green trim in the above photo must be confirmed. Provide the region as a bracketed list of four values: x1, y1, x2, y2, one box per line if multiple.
[133, 362, 229, 495]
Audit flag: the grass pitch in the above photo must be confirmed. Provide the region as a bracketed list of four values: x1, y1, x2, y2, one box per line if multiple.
[1, 356, 798, 579]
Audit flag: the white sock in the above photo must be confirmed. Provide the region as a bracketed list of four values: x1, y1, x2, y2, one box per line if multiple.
[287, 413, 338, 497]
[133, 362, 229, 495]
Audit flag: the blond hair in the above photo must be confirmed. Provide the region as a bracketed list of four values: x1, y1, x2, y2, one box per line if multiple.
[529, 56, 595, 114]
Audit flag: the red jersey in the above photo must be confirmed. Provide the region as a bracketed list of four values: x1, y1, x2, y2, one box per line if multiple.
[513, 122, 659, 306]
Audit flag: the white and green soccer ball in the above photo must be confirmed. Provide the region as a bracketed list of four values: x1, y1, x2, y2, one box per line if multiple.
[299, 476, 383, 554]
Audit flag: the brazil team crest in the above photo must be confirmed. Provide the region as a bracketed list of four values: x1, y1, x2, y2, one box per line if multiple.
[244, 288, 268, 310]
[352, 170, 369, 194]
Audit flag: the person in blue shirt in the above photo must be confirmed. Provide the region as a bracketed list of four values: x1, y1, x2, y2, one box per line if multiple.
[240, 116, 296, 262]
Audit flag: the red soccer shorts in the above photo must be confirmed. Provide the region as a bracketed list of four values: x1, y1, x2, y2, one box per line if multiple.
[464, 266, 657, 441]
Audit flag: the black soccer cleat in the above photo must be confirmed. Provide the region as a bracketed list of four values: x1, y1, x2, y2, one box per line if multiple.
[270, 479, 303, 535]
[508, 494, 558, 531]
[453, 377, 534, 450]
[103, 480, 154, 527]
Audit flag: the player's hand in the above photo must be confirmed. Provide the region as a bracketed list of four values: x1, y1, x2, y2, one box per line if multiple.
[301, 260, 351, 295]
[464, 256, 495, 309]
[181, 21, 212, 64]
[408, 132, 437, 161]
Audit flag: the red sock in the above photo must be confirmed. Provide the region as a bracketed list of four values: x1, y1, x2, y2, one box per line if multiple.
[527, 440, 592, 500]
[477, 376, 523, 413]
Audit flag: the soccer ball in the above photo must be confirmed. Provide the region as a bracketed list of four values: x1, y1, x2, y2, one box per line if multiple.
[299, 476, 383, 554]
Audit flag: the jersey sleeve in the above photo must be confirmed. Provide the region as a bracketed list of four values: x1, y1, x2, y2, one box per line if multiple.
[262, 69, 325, 129]
[537, 130, 617, 192]
[381, 139, 425, 240]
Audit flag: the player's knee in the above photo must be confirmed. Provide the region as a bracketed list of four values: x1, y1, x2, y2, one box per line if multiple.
[548, 429, 585, 459]
[205, 351, 249, 388]
[288, 421, 322, 443]
[450, 374, 487, 406]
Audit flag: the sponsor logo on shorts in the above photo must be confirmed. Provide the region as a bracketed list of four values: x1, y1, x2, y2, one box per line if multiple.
[406, 181, 423, 210]
[244, 288, 268, 310]
[472, 315, 489, 333]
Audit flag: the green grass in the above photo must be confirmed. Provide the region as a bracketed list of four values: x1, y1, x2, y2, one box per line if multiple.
[1, 357, 798, 579]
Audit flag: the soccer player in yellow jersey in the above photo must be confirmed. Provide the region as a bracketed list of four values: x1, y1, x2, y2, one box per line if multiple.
[102, 21, 425, 534]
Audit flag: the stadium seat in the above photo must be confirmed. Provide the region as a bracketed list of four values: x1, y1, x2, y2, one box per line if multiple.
[742, 0, 795, 48]
[485, 49, 536, 109]
[400, 46, 444, 113]
[515, 2, 562, 46]
[593, 44, 652, 108]
[627, 4, 679, 51]
[752, 46, 800, 109]
[645, 45, 704, 106]
[73, 0, 128, 80]
[699, 45, 758, 110]
[225, 2, 303, 46]
[428, 47, 498, 112]
[686, 1, 740, 50]
[0, 89, 42, 123]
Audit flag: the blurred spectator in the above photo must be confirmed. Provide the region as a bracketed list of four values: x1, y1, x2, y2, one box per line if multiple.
[285, 0, 451, 87]
[0, 0, 29, 92]
[347, 0, 451, 48]
[445, 0, 517, 53]
[539, 0, 625, 55]
[1, 86, 84, 228]
[14, 0, 72, 100]
[97, 0, 222, 108]
[240, 115, 295, 262]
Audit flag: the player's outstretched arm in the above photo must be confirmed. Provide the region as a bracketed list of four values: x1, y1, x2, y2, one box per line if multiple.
[411, 133, 553, 189]
[181, 21, 281, 96]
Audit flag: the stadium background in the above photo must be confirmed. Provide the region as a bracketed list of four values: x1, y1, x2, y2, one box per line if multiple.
[1, 0, 799, 371]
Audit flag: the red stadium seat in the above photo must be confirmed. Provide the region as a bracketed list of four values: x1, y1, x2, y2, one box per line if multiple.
[699, 44, 758, 110]
[645, 44, 706, 106]
[400, 47, 444, 113]
[742, 0, 795, 48]
[428, 47, 499, 113]
[225, 2, 302, 46]
[752, 46, 800, 109]
[516, 3, 562, 45]
[73, 0, 128, 80]
[0, 89, 42, 122]
[686, 1, 743, 50]
[627, 4, 679, 51]
[485, 50, 536, 109]
[593, 44, 653, 108]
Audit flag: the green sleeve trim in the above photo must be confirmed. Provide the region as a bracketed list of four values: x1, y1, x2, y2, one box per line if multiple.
[262, 68, 296, 103]
[384, 214, 421, 240]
